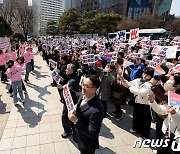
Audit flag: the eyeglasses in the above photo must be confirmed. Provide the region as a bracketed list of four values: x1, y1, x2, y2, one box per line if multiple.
[82, 83, 95, 89]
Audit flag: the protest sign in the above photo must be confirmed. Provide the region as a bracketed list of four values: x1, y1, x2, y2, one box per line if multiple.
[148, 56, 160, 68]
[129, 28, 139, 42]
[111, 52, 118, 62]
[168, 91, 180, 107]
[166, 46, 177, 59]
[169, 64, 180, 74]
[81, 54, 95, 64]
[159, 47, 168, 57]
[63, 85, 75, 113]
[49, 59, 57, 69]
[51, 70, 61, 84]
[87, 54, 95, 63]
[151, 46, 163, 55]
[117, 30, 126, 40]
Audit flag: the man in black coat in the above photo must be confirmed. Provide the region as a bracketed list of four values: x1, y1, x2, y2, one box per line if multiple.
[68, 75, 104, 154]
[57, 63, 79, 138]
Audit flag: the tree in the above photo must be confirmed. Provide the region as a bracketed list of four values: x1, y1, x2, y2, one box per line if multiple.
[59, 8, 80, 35]
[118, 14, 161, 31]
[118, 17, 138, 31]
[96, 12, 121, 37]
[12, 33, 25, 42]
[80, 10, 98, 35]
[0, 16, 13, 37]
[46, 20, 59, 36]
[137, 14, 161, 29]
[0, 2, 16, 27]
[14, 6, 33, 41]
[165, 17, 180, 36]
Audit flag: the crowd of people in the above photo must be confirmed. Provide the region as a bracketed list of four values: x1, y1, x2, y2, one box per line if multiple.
[0, 36, 180, 154]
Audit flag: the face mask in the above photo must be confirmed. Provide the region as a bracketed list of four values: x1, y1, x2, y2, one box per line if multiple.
[164, 80, 175, 92]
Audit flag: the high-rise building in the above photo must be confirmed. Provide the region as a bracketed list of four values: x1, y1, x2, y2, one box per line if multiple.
[64, 0, 76, 11]
[127, 0, 150, 19]
[148, 0, 172, 16]
[76, 0, 172, 19]
[32, 0, 64, 36]
[76, 0, 129, 16]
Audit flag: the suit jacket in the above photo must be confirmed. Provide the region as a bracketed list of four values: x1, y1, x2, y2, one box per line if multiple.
[73, 95, 103, 151]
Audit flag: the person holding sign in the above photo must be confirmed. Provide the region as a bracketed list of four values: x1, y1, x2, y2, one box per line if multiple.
[121, 67, 154, 139]
[58, 64, 79, 139]
[68, 75, 103, 154]
[147, 98, 180, 153]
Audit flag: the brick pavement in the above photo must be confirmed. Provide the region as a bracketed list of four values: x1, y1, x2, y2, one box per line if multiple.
[0, 54, 154, 154]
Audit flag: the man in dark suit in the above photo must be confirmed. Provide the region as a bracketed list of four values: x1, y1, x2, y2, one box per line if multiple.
[68, 75, 104, 154]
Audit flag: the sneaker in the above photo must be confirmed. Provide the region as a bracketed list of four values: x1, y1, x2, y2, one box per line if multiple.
[116, 115, 123, 120]
[14, 102, 18, 106]
[61, 131, 72, 138]
[10, 93, 13, 97]
[129, 128, 137, 133]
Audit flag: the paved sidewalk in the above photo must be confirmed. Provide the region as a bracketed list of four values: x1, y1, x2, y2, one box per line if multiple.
[0, 55, 154, 154]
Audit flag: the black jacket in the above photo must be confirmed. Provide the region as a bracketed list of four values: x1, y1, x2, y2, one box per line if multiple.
[73, 95, 103, 150]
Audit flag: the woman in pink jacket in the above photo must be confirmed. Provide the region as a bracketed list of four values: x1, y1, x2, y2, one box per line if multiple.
[6, 60, 25, 105]
[0, 50, 8, 82]
[8, 57, 27, 96]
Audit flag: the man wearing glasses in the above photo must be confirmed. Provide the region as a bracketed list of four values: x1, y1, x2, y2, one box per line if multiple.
[68, 75, 104, 154]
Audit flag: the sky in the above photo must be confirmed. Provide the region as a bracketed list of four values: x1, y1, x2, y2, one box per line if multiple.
[28, 0, 32, 6]
[170, 0, 180, 16]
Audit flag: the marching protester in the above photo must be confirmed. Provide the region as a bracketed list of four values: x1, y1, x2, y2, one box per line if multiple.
[22, 46, 38, 83]
[8, 57, 27, 97]
[68, 75, 104, 154]
[5, 60, 25, 105]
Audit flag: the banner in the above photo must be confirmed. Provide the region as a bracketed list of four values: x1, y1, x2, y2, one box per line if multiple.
[63, 85, 75, 113]
[168, 91, 180, 106]
[129, 28, 139, 42]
